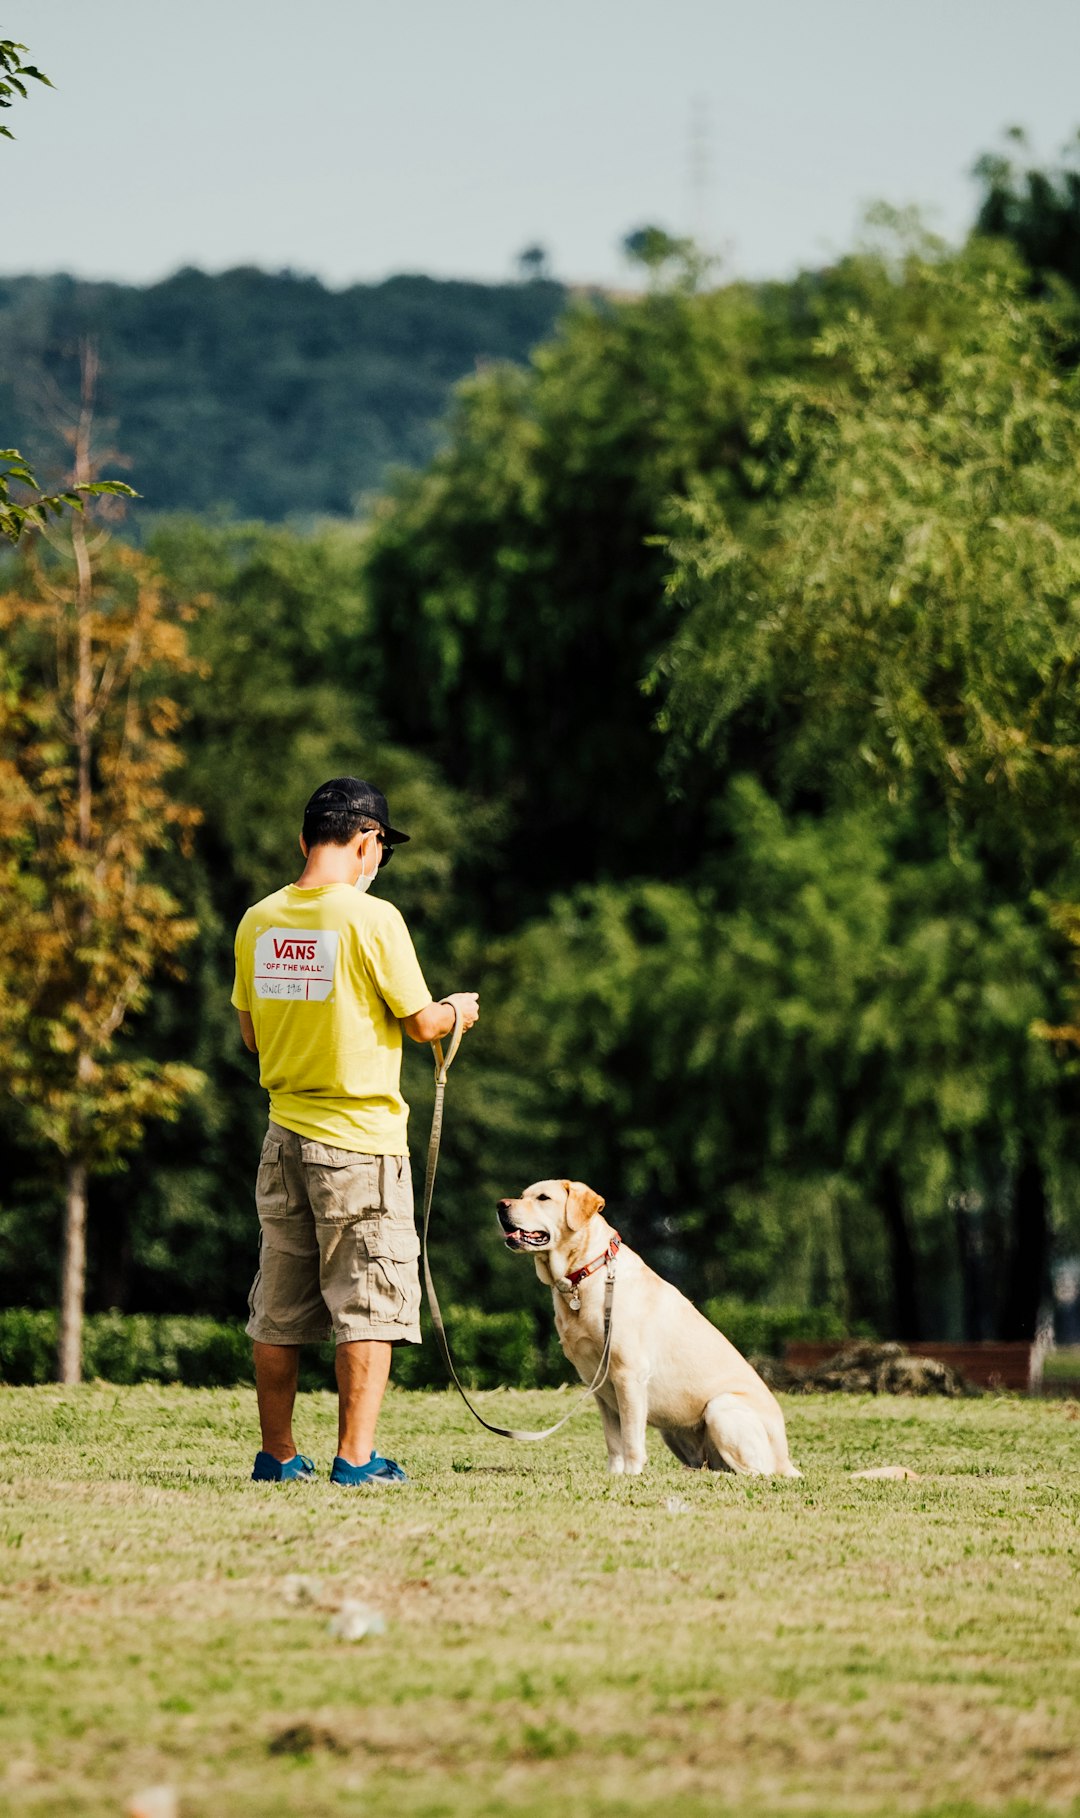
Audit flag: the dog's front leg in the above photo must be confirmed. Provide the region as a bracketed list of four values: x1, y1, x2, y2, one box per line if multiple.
[596, 1393, 626, 1474]
[611, 1371, 649, 1475]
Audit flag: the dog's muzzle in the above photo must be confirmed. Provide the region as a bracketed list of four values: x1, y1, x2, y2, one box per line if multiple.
[497, 1202, 549, 1251]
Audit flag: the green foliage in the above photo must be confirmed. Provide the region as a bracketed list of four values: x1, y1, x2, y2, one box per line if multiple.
[657, 243, 1080, 876]
[973, 125, 1080, 294]
[622, 224, 703, 284]
[469, 776, 1072, 1332]
[7, 209, 1080, 1351]
[0, 1306, 556, 1390]
[0, 447, 136, 545]
[0, 1307, 55, 1385]
[363, 272, 817, 900]
[0, 1300, 849, 1389]
[23, 518, 475, 1320]
[393, 1306, 558, 1391]
[0, 269, 565, 522]
[0, 39, 52, 140]
[700, 1297, 853, 1358]
[0, 1309, 254, 1387]
[0, 49, 136, 544]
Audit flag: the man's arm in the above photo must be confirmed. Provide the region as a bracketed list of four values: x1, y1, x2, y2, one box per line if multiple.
[402, 992, 479, 1044]
[237, 1009, 258, 1053]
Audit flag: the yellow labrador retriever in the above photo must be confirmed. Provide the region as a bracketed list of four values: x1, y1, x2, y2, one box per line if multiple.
[497, 1179, 800, 1478]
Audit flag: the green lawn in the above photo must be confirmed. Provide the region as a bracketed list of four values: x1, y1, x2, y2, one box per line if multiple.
[1043, 1348, 1080, 1388]
[0, 1385, 1077, 1818]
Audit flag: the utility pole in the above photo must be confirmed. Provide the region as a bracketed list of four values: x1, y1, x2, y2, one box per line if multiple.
[687, 92, 713, 249]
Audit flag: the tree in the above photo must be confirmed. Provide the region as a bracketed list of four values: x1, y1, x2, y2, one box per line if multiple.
[622, 225, 698, 282]
[0, 268, 564, 525]
[362, 266, 820, 913]
[0, 379, 203, 1380]
[476, 778, 1071, 1339]
[656, 241, 1080, 880]
[38, 515, 471, 1322]
[646, 237, 1080, 1333]
[973, 126, 1080, 296]
[516, 244, 551, 282]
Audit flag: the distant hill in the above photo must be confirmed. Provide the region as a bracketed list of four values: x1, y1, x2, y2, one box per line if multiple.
[0, 267, 567, 520]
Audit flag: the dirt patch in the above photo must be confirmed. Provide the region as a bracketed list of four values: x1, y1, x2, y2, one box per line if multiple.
[756, 1342, 969, 1397]
[268, 1721, 346, 1757]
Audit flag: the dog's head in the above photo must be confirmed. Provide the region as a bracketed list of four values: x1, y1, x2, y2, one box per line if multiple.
[496, 1179, 606, 1254]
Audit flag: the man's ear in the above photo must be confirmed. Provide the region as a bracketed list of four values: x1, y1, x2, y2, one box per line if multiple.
[563, 1180, 606, 1230]
[299, 834, 309, 857]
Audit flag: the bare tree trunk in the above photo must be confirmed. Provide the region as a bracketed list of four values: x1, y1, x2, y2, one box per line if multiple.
[999, 1143, 1049, 1341]
[57, 1158, 88, 1383]
[880, 1163, 921, 1340]
[56, 351, 97, 1389]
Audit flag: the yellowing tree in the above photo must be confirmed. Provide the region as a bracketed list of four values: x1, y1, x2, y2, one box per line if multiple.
[0, 450, 204, 1380]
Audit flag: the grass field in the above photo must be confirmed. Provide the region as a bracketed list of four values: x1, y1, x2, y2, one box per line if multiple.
[0, 1385, 1078, 1818]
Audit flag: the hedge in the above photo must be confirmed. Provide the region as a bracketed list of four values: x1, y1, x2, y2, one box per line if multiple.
[0, 1305, 569, 1392]
[0, 1300, 854, 1390]
[699, 1297, 852, 1359]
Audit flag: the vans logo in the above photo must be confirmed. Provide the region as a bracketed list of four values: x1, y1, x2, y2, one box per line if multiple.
[272, 938, 318, 961]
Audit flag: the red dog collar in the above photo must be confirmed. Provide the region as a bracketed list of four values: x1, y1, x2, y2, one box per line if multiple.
[566, 1231, 621, 1289]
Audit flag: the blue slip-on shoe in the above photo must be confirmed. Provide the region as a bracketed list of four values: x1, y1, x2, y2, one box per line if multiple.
[330, 1451, 408, 1487]
[251, 1451, 316, 1482]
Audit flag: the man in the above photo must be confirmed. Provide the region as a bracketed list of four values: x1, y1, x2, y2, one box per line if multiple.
[231, 776, 479, 1487]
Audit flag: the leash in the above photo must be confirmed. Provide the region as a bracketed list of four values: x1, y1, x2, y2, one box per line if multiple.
[420, 1003, 617, 1441]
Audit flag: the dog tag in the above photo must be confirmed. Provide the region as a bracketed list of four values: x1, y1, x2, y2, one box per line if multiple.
[568, 1291, 581, 1312]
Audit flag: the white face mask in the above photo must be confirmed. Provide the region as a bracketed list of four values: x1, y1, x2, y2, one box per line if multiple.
[354, 835, 378, 894]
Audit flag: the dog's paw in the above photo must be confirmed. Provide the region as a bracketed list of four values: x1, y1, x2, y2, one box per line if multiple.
[606, 1456, 626, 1476]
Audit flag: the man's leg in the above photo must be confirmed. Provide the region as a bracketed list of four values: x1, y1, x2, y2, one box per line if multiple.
[247, 1126, 326, 1471]
[336, 1339, 393, 1464]
[254, 1341, 301, 1463]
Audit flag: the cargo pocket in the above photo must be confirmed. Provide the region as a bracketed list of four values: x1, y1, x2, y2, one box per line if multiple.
[302, 1145, 382, 1222]
[255, 1136, 286, 1220]
[363, 1217, 421, 1327]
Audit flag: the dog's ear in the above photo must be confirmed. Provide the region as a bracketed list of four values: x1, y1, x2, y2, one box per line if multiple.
[563, 1181, 606, 1230]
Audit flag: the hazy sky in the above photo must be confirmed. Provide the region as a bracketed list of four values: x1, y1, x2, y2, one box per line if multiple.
[5, 0, 1080, 289]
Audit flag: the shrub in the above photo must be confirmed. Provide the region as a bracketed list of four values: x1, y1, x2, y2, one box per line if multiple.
[0, 1299, 856, 1389]
[0, 1308, 58, 1385]
[394, 1305, 544, 1391]
[700, 1297, 855, 1358]
[0, 1306, 554, 1390]
[0, 1310, 257, 1387]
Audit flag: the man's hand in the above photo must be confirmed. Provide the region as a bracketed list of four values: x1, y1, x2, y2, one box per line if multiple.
[403, 993, 479, 1043]
[442, 991, 480, 1033]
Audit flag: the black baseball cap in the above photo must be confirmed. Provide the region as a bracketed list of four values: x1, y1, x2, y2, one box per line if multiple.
[303, 777, 410, 846]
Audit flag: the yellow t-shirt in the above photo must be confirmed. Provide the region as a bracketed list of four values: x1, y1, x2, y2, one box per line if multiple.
[231, 883, 431, 1153]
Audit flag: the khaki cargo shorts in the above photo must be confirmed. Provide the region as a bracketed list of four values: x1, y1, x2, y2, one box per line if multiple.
[246, 1122, 421, 1345]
